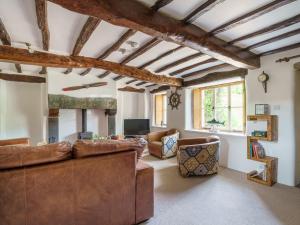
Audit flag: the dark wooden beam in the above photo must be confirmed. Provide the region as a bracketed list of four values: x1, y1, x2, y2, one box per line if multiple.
[118, 86, 145, 93]
[181, 63, 229, 78]
[169, 58, 218, 76]
[183, 68, 247, 87]
[35, 0, 50, 74]
[210, 0, 296, 35]
[246, 28, 300, 50]
[146, 84, 157, 88]
[80, 29, 137, 76]
[136, 81, 147, 86]
[182, 0, 225, 24]
[64, 16, 101, 74]
[260, 42, 300, 57]
[155, 53, 203, 73]
[0, 72, 46, 83]
[107, 38, 161, 79]
[0, 18, 22, 73]
[151, 0, 174, 11]
[113, 75, 124, 81]
[150, 85, 170, 94]
[97, 71, 110, 78]
[0, 45, 183, 86]
[229, 14, 300, 44]
[48, 0, 260, 69]
[126, 79, 137, 84]
[138, 46, 184, 69]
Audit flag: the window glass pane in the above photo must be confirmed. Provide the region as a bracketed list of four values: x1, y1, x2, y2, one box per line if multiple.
[231, 108, 243, 131]
[215, 108, 229, 130]
[215, 87, 228, 107]
[231, 84, 243, 107]
[203, 89, 214, 127]
[163, 95, 167, 125]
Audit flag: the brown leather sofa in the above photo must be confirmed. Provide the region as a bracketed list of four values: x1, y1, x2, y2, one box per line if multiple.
[0, 140, 154, 225]
[147, 129, 179, 159]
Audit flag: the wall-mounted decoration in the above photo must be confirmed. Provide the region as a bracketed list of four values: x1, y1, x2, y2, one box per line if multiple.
[258, 71, 269, 93]
[62, 82, 107, 91]
[168, 89, 181, 110]
[255, 104, 269, 115]
[276, 54, 300, 63]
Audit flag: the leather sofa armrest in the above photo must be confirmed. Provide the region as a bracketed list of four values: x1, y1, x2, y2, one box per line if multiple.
[0, 137, 30, 146]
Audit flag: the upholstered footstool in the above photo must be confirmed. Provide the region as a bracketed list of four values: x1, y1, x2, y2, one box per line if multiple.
[177, 136, 220, 177]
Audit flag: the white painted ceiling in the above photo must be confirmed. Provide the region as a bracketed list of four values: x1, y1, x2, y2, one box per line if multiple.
[0, 0, 300, 88]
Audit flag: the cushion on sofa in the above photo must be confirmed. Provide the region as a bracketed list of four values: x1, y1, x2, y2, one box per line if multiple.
[0, 141, 72, 170]
[73, 139, 145, 159]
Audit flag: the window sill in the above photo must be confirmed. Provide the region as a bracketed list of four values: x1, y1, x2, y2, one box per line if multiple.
[184, 129, 246, 137]
[152, 125, 167, 129]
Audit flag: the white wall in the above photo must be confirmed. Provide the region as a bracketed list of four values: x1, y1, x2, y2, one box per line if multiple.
[0, 80, 46, 145]
[149, 47, 300, 186]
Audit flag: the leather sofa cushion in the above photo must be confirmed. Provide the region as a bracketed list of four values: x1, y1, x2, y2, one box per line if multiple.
[166, 128, 178, 136]
[0, 141, 72, 170]
[73, 139, 145, 159]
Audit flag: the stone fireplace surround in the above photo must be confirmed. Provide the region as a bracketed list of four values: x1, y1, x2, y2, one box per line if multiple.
[48, 95, 117, 143]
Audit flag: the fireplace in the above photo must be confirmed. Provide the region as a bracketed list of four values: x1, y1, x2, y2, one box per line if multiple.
[78, 109, 93, 140]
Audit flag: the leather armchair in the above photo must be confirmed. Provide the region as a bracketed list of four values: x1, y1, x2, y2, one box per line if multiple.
[147, 129, 179, 159]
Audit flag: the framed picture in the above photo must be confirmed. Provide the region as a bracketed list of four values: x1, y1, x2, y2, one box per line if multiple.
[255, 104, 269, 115]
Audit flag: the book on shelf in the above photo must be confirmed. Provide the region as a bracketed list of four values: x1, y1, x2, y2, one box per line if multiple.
[250, 142, 266, 159]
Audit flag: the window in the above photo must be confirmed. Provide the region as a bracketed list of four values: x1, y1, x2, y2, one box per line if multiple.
[193, 81, 245, 132]
[154, 93, 167, 126]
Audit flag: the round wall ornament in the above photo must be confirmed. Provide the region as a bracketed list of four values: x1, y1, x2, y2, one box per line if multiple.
[168, 89, 181, 110]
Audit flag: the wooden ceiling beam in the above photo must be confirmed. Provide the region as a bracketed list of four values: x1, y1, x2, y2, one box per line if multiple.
[151, 0, 174, 11]
[181, 63, 229, 78]
[35, 0, 50, 74]
[229, 14, 300, 44]
[126, 79, 138, 84]
[183, 68, 247, 87]
[260, 42, 300, 57]
[0, 18, 22, 73]
[182, 0, 225, 24]
[80, 29, 137, 76]
[245, 28, 300, 50]
[146, 83, 157, 88]
[150, 85, 170, 94]
[0, 45, 182, 87]
[169, 58, 218, 76]
[48, 0, 260, 69]
[138, 46, 184, 69]
[64, 16, 101, 74]
[110, 38, 161, 80]
[210, 0, 296, 35]
[136, 81, 147, 86]
[118, 86, 145, 93]
[155, 52, 203, 73]
[0, 72, 46, 83]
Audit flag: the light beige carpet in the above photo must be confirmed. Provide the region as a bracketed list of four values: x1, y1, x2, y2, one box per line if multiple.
[141, 154, 300, 225]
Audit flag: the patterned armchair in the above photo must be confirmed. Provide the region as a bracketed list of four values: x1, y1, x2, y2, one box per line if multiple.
[177, 136, 220, 177]
[147, 129, 179, 159]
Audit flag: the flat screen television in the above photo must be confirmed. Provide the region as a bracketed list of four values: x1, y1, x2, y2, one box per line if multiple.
[124, 119, 150, 135]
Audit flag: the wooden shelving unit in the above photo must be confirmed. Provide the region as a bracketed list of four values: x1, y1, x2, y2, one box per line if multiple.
[246, 115, 278, 186]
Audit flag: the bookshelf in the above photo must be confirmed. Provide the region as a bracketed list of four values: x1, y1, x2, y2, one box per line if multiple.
[246, 115, 278, 186]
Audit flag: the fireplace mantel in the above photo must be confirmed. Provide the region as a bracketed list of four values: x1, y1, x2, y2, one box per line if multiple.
[48, 94, 117, 110]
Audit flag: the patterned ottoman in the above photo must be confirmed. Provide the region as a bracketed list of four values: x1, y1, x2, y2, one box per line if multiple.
[177, 136, 220, 177]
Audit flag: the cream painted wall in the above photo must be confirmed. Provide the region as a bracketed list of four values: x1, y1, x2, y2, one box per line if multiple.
[0, 80, 46, 145]
[149, 47, 300, 186]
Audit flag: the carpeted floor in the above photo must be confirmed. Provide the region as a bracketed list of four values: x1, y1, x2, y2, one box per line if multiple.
[141, 154, 300, 225]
